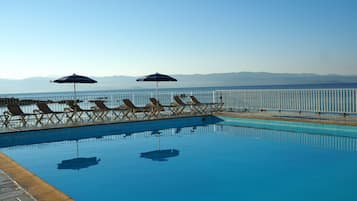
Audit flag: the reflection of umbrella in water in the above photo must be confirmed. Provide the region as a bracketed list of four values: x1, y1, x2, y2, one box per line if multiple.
[140, 149, 179, 162]
[53, 73, 97, 102]
[57, 140, 100, 170]
[141, 130, 180, 162]
[57, 157, 100, 170]
[175, 128, 182, 134]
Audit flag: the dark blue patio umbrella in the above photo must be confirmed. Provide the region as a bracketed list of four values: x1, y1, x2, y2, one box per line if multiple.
[136, 73, 177, 100]
[136, 73, 177, 82]
[53, 73, 97, 102]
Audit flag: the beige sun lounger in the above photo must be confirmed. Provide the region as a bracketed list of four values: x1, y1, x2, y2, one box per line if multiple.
[189, 95, 224, 113]
[4, 103, 40, 127]
[171, 96, 200, 114]
[33, 102, 66, 124]
[65, 102, 97, 121]
[149, 98, 178, 116]
[122, 99, 154, 120]
[91, 100, 128, 120]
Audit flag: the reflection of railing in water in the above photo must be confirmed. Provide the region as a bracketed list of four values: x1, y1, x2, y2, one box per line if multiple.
[3, 120, 356, 153]
[73, 125, 214, 142]
[0, 116, 221, 149]
[216, 125, 357, 152]
[2, 124, 217, 152]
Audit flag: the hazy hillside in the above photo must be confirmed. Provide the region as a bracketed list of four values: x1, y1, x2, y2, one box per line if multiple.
[0, 72, 357, 94]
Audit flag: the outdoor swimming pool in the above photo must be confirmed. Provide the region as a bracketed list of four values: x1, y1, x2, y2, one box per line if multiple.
[1, 116, 357, 201]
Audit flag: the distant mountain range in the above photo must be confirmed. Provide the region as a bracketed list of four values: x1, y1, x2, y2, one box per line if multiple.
[0, 72, 357, 94]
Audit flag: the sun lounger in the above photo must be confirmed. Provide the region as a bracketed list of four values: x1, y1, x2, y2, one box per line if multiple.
[65, 102, 97, 121]
[33, 102, 66, 123]
[188, 96, 210, 113]
[3, 103, 40, 127]
[171, 96, 200, 114]
[189, 96, 224, 112]
[122, 99, 154, 120]
[149, 98, 178, 116]
[91, 100, 128, 120]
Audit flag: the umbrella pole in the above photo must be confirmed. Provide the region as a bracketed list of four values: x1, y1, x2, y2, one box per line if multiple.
[73, 82, 77, 103]
[156, 81, 159, 117]
[156, 81, 158, 100]
[73, 82, 78, 121]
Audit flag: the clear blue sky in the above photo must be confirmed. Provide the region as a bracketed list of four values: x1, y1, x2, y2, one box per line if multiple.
[0, 0, 356, 79]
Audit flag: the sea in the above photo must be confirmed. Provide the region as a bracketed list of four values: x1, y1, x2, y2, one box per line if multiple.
[2, 82, 357, 99]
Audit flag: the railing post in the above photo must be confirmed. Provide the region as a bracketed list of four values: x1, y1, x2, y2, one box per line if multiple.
[260, 90, 263, 111]
[212, 90, 216, 103]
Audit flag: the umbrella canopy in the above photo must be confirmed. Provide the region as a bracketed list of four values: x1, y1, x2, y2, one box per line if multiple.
[136, 72, 177, 103]
[136, 72, 177, 82]
[53, 73, 97, 84]
[53, 73, 97, 102]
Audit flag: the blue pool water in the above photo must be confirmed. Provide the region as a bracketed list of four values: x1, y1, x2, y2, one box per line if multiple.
[1, 117, 357, 201]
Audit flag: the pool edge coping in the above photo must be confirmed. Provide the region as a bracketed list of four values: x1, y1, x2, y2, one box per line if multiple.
[0, 153, 74, 201]
[215, 112, 357, 126]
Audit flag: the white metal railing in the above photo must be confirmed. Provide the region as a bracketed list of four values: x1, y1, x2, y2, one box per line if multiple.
[217, 88, 357, 114]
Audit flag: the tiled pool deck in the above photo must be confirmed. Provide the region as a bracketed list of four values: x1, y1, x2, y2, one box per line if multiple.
[0, 153, 73, 201]
[0, 169, 36, 201]
[1, 112, 356, 201]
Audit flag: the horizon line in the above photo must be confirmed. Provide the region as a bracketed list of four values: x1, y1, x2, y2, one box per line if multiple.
[1, 71, 357, 80]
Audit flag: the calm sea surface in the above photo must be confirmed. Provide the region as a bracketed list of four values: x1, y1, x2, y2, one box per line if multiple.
[2, 83, 357, 99]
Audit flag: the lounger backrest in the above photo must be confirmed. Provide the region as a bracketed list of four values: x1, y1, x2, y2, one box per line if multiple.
[174, 96, 186, 106]
[67, 102, 81, 111]
[123, 99, 136, 109]
[94, 101, 109, 110]
[190, 96, 201, 104]
[149, 98, 164, 111]
[149, 98, 163, 106]
[7, 104, 25, 115]
[149, 98, 158, 105]
[37, 102, 53, 113]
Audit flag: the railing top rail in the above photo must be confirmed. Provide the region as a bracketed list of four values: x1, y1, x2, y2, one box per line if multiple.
[216, 88, 357, 92]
